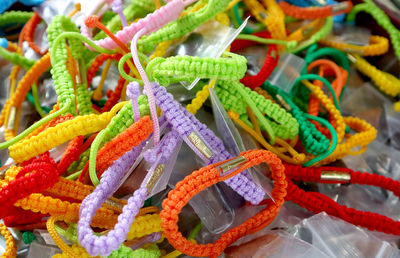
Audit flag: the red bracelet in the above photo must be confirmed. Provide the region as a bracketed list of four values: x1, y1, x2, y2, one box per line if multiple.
[0, 136, 88, 219]
[231, 31, 279, 89]
[284, 163, 400, 235]
[161, 149, 287, 258]
[279, 1, 353, 19]
[3, 207, 45, 227]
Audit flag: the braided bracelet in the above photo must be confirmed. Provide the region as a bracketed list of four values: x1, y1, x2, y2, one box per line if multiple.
[320, 35, 389, 56]
[244, 0, 286, 45]
[347, 53, 400, 98]
[3, 173, 162, 232]
[284, 163, 400, 235]
[216, 80, 299, 141]
[0, 223, 17, 258]
[9, 102, 126, 163]
[139, 0, 230, 53]
[149, 82, 265, 204]
[347, 0, 400, 62]
[78, 117, 158, 256]
[147, 52, 247, 86]
[0, 10, 32, 25]
[279, 1, 353, 19]
[161, 149, 287, 258]
[87, 0, 195, 50]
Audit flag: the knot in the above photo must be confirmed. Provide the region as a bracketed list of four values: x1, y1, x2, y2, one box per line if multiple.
[22, 231, 36, 244]
[85, 15, 100, 28]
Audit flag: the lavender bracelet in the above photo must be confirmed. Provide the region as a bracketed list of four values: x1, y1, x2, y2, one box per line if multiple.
[78, 140, 151, 256]
[146, 82, 265, 205]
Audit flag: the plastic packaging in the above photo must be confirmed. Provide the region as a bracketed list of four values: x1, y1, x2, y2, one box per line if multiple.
[290, 212, 400, 257]
[33, 0, 76, 25]
[267, 53, 305, 93]
[326, 23, 371, 47]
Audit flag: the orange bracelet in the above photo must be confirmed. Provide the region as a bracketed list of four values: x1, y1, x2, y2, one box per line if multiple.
[307, 59, 347, 117]
[161, 149, 287, 258]
[279, 1, 353, 19]
[0, 53, 51, 128]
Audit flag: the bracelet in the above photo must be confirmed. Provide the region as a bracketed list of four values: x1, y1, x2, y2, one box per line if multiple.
[88, 0, 192, 50]
[79, 98, 149, 183]
[216, 80, 299, 141]
[347, 0, 400, 62]
[0, 11, 33, 26]
[0, 223, 17, 258]
[279, 1, 353, 19]
[263, 82, 331, 156]
[284, 163, 400, 235]
[315, 116, 377, 166]
[161, 149, 287, 258]
[243, 0, 286, 44]
[147, 52, 247, 86]
[139, 0, 230, 53]
[231, 30, 279, 89]
[347, 53, 400, 97]
[9, 102, 126, 163]
[320, 35, 389, 56]
[78, 120, 158, 256]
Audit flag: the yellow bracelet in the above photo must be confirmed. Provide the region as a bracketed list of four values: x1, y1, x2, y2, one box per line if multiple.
[0, 223, 17, 258]
[348, 53, 400, 97]
[320, 35, 389, 56]
[315, 116, 377, 166]
[9, 101, 127, 163]
[47, 217, 82, 258]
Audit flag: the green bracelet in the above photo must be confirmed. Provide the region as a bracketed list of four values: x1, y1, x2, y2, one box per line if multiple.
[263, 82, 331, 156]
[0, 11, 33, 27]
[147, 52, 247, 85]
[216, 80, 299, 142]
[138, 0, 230, 53]
[347, 0, 400, 62]
[0, 46, 35, 69]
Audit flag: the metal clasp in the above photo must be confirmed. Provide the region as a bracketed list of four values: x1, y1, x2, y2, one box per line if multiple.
[321, 170, 351, 182]
[144, 164, 165, 192]
[217, 156, 247, 177]
[188, 132, 213, 159]
[332, 2, 349, 14]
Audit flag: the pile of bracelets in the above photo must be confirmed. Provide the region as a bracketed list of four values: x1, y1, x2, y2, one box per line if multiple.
[0, 0, 400, 257]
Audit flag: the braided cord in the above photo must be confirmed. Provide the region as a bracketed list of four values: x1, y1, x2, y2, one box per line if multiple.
[0, 11, 33, 26]
[347, 0, 400, 62]
[139, 0, 231, 53]
[147, 52, 247, 85]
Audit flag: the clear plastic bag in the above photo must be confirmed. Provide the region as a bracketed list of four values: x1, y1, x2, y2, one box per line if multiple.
[290, 212, 400, 258]
[326, 23, 371, 48]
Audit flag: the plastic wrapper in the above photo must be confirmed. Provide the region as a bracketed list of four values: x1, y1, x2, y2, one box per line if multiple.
[290, 212, 400, 257]
[267, 53, 305, 94]
[33, 0, 76, 25]
[326, 24, 371, 47]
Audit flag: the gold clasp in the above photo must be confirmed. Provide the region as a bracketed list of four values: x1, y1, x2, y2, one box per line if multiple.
[321, 170, 350, 182]
[188, 132, 213, 159]
[217, 156, 247, 177]
[144, 164, 165, 192]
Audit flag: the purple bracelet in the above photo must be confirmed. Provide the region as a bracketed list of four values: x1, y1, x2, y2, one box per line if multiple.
[78, 139, 153, 256]
[144, 82, 265, 205]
